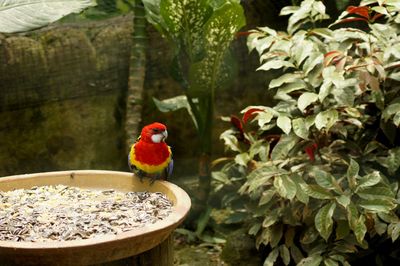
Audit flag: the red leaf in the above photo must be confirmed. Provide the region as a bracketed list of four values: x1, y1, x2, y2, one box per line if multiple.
[312, 143, 318, 150]
[236, 31, 251, 38]
[230, 115, 244, 134]
[242, 108, 263, 124]
[304, 143, 318, 161]
[231, 115, 250, 144]
[305, 146, 315, 161]
[371, 13, 384, 21]
[346, 6, 370, 19]
[324, 51, 342, 67]
[335, 17, 369, 25]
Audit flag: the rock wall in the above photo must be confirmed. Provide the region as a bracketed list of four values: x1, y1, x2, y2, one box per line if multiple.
[0, 16, 133, 176]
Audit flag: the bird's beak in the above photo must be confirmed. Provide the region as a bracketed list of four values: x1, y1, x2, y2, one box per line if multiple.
[162, 130, 168, 141]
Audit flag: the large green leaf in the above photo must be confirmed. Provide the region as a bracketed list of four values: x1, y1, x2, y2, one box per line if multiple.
[382, 148, 400, 175]
[388, 223, 400, 242]
[382, 103, 400, 122]
[142, 0, 165, 33]
[160, 0, 211, 57]
[292, 118, 309, 139]
[269, 73, 302, 89]
[298, 92, 319, 112]
[188, 1, 245, 96]
[297, 254, 323, 266]
[292, 174, 309, 204]
[263, 247, 279, 266]
[315, 202, 336, 241]
[257, 60, 295, 71]
[356, 186, 395, 201]
[346, 159, 359, 190]
[153, 95, 198, 129]
[274, 174, 297, 200]
[271, 133, 299, 160]
[0, 0, 96, 33]
[277, 115, 292, 135]
[354, 215, 367, 244]
[301, 184, 334, 199]
[315, 109, 339, 131]
[357, 171, 381, 189]
[359, 198, 396, 213]
[309, 168, 339, 192]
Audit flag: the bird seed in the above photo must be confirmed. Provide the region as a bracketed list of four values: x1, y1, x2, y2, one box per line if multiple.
[0, 185, 173, 242]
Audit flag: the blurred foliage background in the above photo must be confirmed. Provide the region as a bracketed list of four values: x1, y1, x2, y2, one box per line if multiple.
[3, 0, 400, 265]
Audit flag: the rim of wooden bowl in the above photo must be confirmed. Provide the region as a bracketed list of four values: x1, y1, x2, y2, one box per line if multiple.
[0, 170, 191, 250]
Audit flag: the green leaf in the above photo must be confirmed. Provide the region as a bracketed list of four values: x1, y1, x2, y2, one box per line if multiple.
[248, 165, 288, 181]
[259, 190, 276, 206]
[263, 247, 279, 266]
[357, 171, 381, 189]
[153, 95, 198, 129]
[386, 148, 400, 175]
[315, 109, 339, 131]
[378, 212, 399, 223]
[336, 195, 351, 208]
[382, 103, 400, 121]
[297, 255, 323, 266]
[311, 28, 333, 39]
[220, 129, 240, 152]
[271, 134, 299, 160]
[277, 116, 292, 135]
[280, 6, 299, 16]
[290, 245, 304, 264]
[292, 174, 309, 204]
[318, 81, 332, 102]
[336, 220, 350, 240]
[324, 258, 339, 266]
[279, 245, 291, 266]
[224, 211, 248, 224]
[244, 165, 288, 193]
[301, 184, 334, 199]
[359, 199, 396, 212]
[301, 226, 319, 244]
[262, 209, 279, 227]
[234, 153, 251, 166]
[374, 217, 387, 235]
[347, 159, 359, 190]
[388, 223, 400, 242]
[347, 202, 358, 228]
[270, 224, 283, 248]
[269, 73, 301, 89]
[303, 53, 323, 75]
[257, 60, 295, 71]
[0, 0, 96, 33]
[309, 168, 338, 191]
[248, 223, 262, 236]
[292, 118, 309, 139]
[357, 186, 395, 201]
[160, 0, 211, 47]
[354, 215, 367, 244]
[143, 0, 171, 35]
[298, 92, 319, 112]
[255, 109, 275, 128]
[188, 2, 245, 96]
[274, 175, 297, 200]
[315, 202, 336, 241]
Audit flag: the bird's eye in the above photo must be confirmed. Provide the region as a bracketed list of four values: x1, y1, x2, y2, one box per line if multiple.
[152, 128, 160, 133]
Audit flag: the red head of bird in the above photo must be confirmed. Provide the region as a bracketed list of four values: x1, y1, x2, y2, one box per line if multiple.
[140, 122, 168, 144]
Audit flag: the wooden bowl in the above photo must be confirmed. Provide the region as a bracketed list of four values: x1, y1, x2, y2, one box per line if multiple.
[0, 170, 191, 265]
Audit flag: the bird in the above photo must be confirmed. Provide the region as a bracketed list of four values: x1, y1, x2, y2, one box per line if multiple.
[128, 122, 173, 184]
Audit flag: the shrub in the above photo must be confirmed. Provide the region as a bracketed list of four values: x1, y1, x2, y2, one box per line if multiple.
[214, 0, 400, 265]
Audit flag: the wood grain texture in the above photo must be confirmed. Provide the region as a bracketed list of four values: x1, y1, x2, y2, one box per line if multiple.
[0, 170, 190, 265]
